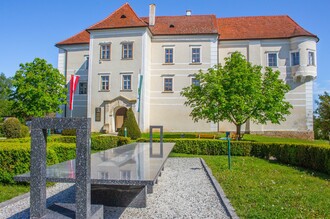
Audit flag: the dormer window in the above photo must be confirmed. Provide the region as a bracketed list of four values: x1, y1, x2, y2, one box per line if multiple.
[121, 15, 126, 18]
[169, 24, 175, 28]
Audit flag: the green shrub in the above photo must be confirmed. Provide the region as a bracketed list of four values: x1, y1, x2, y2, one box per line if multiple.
[49, 143, 76, 163]
[0, 123, 4, 137]
[48, 135, 76, 143]
[173, 139, 251, 156]
[20, 124, 29, 138]
[118, 108, 141, 139]
[172, 139, 330, 175]
[91, 136, 130, 151]
[0, 144, 58, 184]
[3, 118, 21, 138]
[62, 129, 76, 136]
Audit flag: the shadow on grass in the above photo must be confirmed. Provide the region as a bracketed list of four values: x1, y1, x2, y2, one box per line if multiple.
[266, 158, 330, 181]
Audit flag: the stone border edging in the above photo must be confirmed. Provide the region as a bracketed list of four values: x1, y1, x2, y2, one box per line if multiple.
[200, 158, 239, 219]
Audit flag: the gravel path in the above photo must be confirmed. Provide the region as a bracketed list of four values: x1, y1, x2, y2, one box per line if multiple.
[0, 158, 232, 219]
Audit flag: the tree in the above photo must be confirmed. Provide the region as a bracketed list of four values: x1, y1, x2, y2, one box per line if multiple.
[10, 58, 67, 120]
[314, 92, 330, 139]
[0, 73, 13, 119]
[118, 108, 141, 139]
[181, 52, 292, 139]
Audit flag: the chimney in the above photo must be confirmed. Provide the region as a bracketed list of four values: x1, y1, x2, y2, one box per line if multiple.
[149, 4, 156, 26]
[186, 10, 192, 16]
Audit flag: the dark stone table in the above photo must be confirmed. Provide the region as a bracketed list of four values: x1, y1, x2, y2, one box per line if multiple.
[15, 142, 174, 208]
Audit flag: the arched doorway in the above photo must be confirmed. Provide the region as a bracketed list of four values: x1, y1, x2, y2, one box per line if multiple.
[115, 107, 127, 132]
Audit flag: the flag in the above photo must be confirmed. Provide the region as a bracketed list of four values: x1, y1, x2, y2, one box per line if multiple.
[69, 74, 80, 110]
[136, 74, 143, 112]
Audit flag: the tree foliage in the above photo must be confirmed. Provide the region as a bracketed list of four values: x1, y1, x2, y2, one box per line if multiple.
[314, 91, 330, 139]
[10, 58, 67, 120]
[0, 73, 13, 119]
[181, 52, 292, 139]
[118, 108, 141, 139]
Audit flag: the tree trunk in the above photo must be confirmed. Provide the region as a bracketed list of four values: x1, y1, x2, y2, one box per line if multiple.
[236, 124, 241, 140]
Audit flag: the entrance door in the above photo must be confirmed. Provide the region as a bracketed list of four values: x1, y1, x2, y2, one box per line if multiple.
[115, 107, 127, 132]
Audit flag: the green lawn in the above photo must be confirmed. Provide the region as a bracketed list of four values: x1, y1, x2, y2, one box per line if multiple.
[0, 184, 30, 203]
[171, 153, 330, 219]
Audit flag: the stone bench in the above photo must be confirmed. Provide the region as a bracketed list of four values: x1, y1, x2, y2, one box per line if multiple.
[15, 142, 174, 208]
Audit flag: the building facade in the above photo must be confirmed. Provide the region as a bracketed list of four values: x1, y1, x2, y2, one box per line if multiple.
[56, 3, 318, 139]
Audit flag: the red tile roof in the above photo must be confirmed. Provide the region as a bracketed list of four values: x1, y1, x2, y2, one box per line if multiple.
[218, 15, 317, 41]
[56, 30, 90, 46]
[141, 15, 218, 35]
[56, 4, 318, 46]
[87, 3, 147, 30]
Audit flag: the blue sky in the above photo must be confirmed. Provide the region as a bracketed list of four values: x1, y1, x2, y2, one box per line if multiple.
[0, 0, 329, 102]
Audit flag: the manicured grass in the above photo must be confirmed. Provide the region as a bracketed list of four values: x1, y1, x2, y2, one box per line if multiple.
[170, 153, 330, 218]
[0, 184, 30, 203]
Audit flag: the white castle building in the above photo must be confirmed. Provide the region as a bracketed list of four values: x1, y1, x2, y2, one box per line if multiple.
[56, 3, 318, 139]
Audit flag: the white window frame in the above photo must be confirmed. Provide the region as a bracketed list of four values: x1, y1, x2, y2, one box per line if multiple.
[100, 44, 111, 60]
[78, 81, 87, 95]
[163, 77, 174, 92]
[308, 50, 316, 66]
[121, 73, 133, 91]
[190, 45, 202, 64]
[266, 52, 278, 67]
[290, 51, 300, 66]
[98, 73, 110, 91]
[163, 45, 175, 64]
[122, 42, 133, 59]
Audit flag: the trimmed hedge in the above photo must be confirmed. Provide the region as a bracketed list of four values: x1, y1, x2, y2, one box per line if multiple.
[49, 143, 76, 163]
[62, 129, 76, 136]
[91, 136, 130, 151]
[0, 135, 130, 184]
[172, 139, 330, 175]
[48, 135, 131, 151]
[0, 144, 58, 184]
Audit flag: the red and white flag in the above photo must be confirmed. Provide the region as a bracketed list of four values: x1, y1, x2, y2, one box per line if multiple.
[69, 74, 80, 110]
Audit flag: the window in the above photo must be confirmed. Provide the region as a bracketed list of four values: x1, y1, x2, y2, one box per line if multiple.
[192, 78, 200, 86]
[122, 75, 132, 90]
[165, 48, 173, 63]
[95, 107, 101, 122]
[122, 43, 133, 59]
[267, 53, 278, 67]
[308, 51, 315, 66]
[291, 52, 300, 66]
[84, 55, 89, 69]
[192, 48, 201, 63]
[100, 75, 110, 91]
[164, 78, 173, 92]
[79, 82, 87, 94]
[100, 44, 110, 60]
